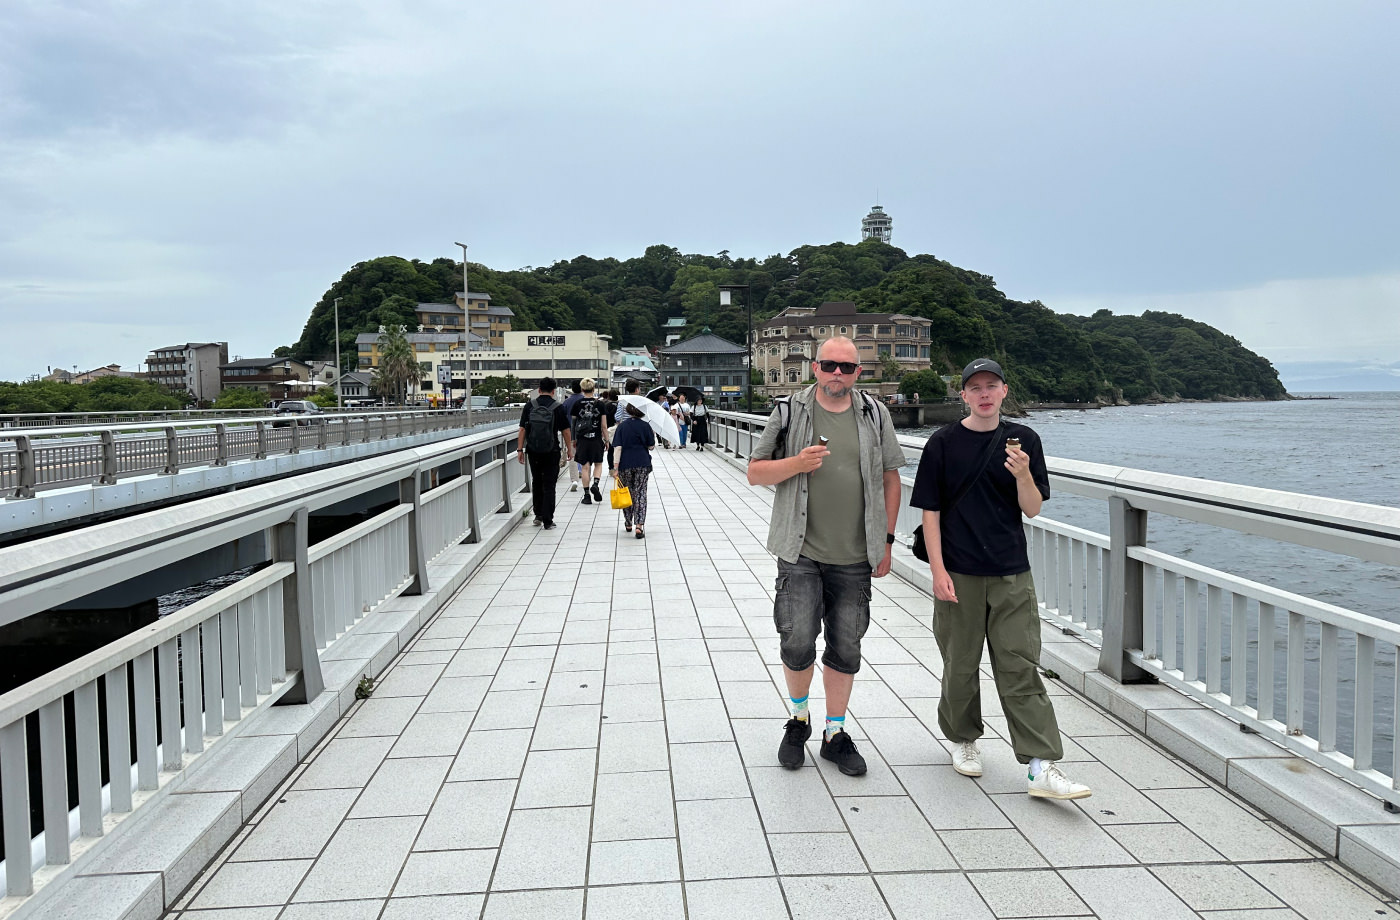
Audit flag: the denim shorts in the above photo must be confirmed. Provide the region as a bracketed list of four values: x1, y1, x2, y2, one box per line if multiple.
[773, 555, 873, 674]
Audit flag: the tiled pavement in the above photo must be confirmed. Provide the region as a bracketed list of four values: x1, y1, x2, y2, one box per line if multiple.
[163, 447, 1400, 919]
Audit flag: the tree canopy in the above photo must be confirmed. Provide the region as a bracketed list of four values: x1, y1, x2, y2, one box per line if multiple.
[284, 241, 1286, 404]
[0, 377, 186, 413]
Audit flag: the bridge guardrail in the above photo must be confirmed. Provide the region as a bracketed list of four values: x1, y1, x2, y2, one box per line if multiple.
[707, 407, 1400, 809]
[0, 423, 527, 906]
[0, 408, 516, 499]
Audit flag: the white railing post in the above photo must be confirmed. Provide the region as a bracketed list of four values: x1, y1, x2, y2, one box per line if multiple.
[464, 454, 482, 544]
[214, 422, 228, 466]
[13, 434, 34, 498]
[99, 429, 118, 484]
[400, 471, 428, 595]
[273, 506, 325, 703]
[163, 426, 179, 474]
[1100, 496, 1150, 682]
[1, 719, 31, 895]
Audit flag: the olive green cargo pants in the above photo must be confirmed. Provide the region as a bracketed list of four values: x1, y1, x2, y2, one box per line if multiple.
[933, 570, 1064, 763]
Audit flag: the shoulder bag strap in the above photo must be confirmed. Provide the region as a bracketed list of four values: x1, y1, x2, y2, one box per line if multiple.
[944, 420, 1004, 516]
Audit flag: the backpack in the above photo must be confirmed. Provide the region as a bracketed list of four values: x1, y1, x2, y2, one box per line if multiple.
[526, 397, 557, 453]
[574, 397, 602, 439]
[770, 390, 883, 459]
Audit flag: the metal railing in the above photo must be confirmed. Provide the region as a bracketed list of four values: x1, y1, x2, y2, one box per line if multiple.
[0, 406, 481, 430]
[0, 408, 516, 498]
[707, 408, 1400, 808]
[0, 424, 528, 906]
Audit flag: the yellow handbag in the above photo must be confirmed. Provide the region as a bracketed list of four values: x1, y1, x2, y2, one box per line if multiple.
[609, 477, 632, 510]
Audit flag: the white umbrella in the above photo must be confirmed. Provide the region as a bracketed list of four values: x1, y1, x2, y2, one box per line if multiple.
[619, 394, 679, 444]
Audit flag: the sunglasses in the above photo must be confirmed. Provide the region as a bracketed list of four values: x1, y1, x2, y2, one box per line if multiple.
[816, 360, 859, 375]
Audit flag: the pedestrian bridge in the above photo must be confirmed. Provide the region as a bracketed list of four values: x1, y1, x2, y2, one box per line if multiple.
[0, 413, 1397, 920]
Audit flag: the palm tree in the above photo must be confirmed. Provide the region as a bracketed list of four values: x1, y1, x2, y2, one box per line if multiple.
[372, 325, 420, 404]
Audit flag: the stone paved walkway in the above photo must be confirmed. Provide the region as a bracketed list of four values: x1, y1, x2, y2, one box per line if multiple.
[163, 446, 1400, 919]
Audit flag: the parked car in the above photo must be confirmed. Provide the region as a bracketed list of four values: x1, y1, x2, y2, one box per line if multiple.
[274, 399, 321, 426]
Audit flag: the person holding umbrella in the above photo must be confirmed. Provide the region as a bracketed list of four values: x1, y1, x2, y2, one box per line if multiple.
[612, 400, 656, 537]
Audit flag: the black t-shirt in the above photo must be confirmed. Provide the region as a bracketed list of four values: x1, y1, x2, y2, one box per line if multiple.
[909, 420, 1050, 576]
[518, 396, 571, 452]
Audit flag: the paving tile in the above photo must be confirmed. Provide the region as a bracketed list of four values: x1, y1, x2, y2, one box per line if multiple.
[709, 650, 772, 681]
[876, 872, 996, 920]
[592, 770, 675, 841]
[993, 792, 1135, 867]
[562, 620, 610, 644]
[838, 795, 955, 871]
[233, 788, 359, 861]
[663, 697, 735, 741]
[380, 893, 486, 920]
[544, 670, 604, 707]
[584, 881, 684, 919]
[553, 643, 608, 672]
[605, 653, 660, 686]
[445, 647, 508, 677]
[720, 680, 786, 718]
[601, 682, 664, 722]
[1151, 863, 1286, 911]
[349, 756, 451, 818]
[1103, 821, 1224, 863]
[416, 779, 516, 850]
[859, 716, 950, 765]
[670, 741, 749, 799]
[1240, 861, 1399, 920]
[1060, 866, 1197, 919]
[587, 838, 681, 885]
[748, 765, 845, 833]
[419, 675, 493, 713]
[969, 869, 1090, 918]
[492, 658, 554, 691]
[656, 639, 712, 668]
[281, 900, 386, 920]
[483, 888, 584, 919]
[1061, 761, 1172, 825]
[394, 849, 497, 896]
[940, 827, 1048, 870]
[782, 875, 892, 920]
[492, 807, 592, 890]
[339, 697, 422, 738]
[293, 815, 423, 902]
[809, 734, 909, 796]
[660, 665, 722, 699]
[448, 728, 533, 781]
[869, 663, 942, 698]
[531, 703, 602, 750]
[597, 720, 670, 773]
[676, 798, 775, 880]
[390, 710, 475, 758]
[1076, 734, 1206, 789]
[684, 878, 792, 920]
[515, 747, 597, 808]
[1146, 787, 1311, 862]
[895, 765, 1012, 830]
[473, 689, 545, 730]
[374, 662, 447, 697]
[767, 831, 867, 874]
[190, 858, 311, 908]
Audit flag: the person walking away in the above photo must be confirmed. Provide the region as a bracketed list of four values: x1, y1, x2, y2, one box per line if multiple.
[517, 377, 573, 530]
[570, 378, 609, 505]
[600, 389, 620, 474]
[910, 358, 1091, 800]
[612, 401, 656, 538]
[690, 395, 710, 451]
[669, 392, 686, 448]
[561, 379, 585, 491]
[617, 379, 641, 424]
[747, 336, 905, 775]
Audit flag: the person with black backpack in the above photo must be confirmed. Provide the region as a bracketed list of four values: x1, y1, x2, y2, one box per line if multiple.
[516, 377, 573, 530]
[569, 377, 609, 505]
[910, 358, 1091, 801]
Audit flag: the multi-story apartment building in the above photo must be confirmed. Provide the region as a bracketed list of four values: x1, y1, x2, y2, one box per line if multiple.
[753, 302, 933, 397]
[455, 291, 514, 348]
[657, 332, 749, 407]
[463, 330, 612, 392]
[218, 357, 312, 401]
[355, 330, 479, 399]
[146, 342, 229, 402]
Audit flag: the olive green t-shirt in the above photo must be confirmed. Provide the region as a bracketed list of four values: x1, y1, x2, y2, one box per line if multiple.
[800, 398, 866, 565]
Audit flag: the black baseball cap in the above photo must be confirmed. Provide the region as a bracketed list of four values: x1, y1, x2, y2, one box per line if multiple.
[961, 358, 1005, 387]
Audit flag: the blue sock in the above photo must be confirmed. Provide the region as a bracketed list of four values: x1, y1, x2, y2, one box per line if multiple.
[789, 695, 809, 721]
[825, 715, 845, 741]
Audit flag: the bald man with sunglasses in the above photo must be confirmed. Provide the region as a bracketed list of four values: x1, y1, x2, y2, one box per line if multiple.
[748, 336, 905, 776]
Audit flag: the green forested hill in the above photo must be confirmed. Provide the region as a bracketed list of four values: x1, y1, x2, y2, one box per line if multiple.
[289, 242, 1286, 403]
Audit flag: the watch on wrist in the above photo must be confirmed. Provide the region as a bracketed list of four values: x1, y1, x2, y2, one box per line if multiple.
[886, 533, 896, 545]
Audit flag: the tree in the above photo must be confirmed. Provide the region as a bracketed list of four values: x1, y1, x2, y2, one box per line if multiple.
[880, 354, 902, 381]
[371, 325, 419, 404]
[213, 388, 269, 409]
[309, 387, 339, 408]
[899, 370, 947, 401]
[477, 374, 525, 406]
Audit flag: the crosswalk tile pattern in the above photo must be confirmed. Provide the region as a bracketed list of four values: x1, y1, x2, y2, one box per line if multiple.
[164, 448, 1400, 919]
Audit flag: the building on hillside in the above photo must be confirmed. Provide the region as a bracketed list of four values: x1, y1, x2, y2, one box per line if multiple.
[330, 371, 375, 403]
[146, 342, 229, 402]
[452, 291, 513, 348]
[219, 357, 312, 401]
[754, 301, 932, 398]
[862, 205, 893, 243]
[355, 330, 485, 401]
[464, 329, 612, 392]
[309, 361, 339, 386]
[662, 317, 688, 346]
[657, 332, 749, 407]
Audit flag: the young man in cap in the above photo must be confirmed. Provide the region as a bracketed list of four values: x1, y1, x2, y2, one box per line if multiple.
[910, 358, 1091, 800]
[748, 336, 905, 776]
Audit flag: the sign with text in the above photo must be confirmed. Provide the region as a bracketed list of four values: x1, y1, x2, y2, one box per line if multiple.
[721, 386, 742, 393]
[528, 335, 566, 347]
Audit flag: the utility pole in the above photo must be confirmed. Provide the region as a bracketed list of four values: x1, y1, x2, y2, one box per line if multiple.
[333, 296, 343, 410]
[454, 242, 473, 428]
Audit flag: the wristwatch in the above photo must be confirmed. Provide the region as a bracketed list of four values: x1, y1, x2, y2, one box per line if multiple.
[886, 533, 896, 545]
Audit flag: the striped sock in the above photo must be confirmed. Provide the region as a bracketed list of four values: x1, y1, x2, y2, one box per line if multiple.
[825, 715, 846, 741]
[789, 695, 809, 721]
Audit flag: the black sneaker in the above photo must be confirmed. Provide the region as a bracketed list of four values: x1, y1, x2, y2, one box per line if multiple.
[778, 717, 811, 769]
[582, 493, 593, 505]
[591, 483, 603, 502]
[543, 522, 557, 530]
[820, 730, 867, 776]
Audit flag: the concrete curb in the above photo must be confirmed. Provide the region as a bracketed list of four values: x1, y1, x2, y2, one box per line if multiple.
[20, 493, 533, 920]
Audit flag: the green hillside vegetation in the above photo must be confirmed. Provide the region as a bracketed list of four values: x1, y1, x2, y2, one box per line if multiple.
[0, 377, 186, 414]
[288, 242, 1285, 404]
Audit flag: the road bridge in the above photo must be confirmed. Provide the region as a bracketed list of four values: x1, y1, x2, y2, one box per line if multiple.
[0, 412, 1397, 919]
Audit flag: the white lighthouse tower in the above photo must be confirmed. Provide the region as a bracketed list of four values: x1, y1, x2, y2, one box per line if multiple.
[861, 205, 893, 243]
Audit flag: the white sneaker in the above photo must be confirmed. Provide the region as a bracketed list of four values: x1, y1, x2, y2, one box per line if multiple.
[1027, 762, 1092, 800]
[951, 741, 982, 777]
[571, 483, 579, 491]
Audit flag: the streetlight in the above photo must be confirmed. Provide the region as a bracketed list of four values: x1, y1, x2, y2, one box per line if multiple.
[333, 296, 343, 410]
[454, 241, 474, 428]
[718, 283, 753, 413]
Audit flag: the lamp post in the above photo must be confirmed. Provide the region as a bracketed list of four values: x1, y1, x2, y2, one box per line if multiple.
[718, 283, 753, 413]
[454, 241, 473, 428]
[333, 296, 343, 410]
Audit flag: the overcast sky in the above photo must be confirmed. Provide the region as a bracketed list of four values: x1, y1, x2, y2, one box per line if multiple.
[2, 1, 1396, 386]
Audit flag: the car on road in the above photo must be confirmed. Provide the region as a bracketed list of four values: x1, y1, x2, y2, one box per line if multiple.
[274, 399, 321, 426]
